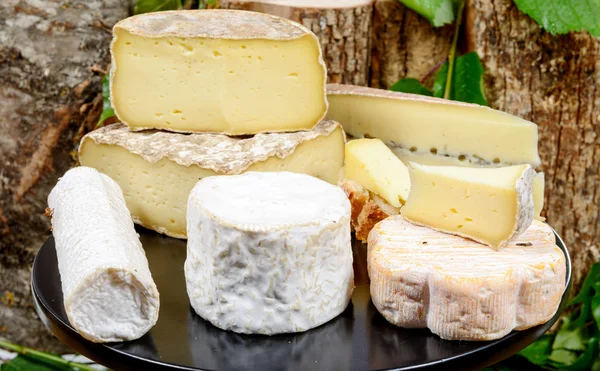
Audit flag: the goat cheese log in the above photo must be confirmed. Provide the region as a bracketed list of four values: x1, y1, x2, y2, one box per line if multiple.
[185, 172, 354, 335]
[47, 167, 160, 342]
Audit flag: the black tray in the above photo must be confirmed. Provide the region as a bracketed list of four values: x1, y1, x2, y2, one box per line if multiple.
[32, 227, 572, 371]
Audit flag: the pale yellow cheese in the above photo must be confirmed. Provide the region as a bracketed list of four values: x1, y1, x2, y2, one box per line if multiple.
[111, 10, 327, 134]
[344, 139, 410, 208]
[401, 163, 535, 249]
[79, 122, 344, 239]
[533, 172, 545, 220]
[327, 84, 540, 166]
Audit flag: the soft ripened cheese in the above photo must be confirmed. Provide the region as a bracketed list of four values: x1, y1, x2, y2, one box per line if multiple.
[111, 10, 327, 134]
[185, 172, 354, 335]
[368, 216, 566, 341]
[534, 172, 545, 220]
[47, 167, 159, 343]
[79, 121, 344, 239]
[345, 138, 410, 208]
[401, 163, 535, 249]
[327, 84, 540, 166]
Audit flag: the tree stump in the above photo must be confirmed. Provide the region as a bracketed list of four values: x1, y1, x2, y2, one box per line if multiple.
[466, 0, 600, 289]
[0, 0, 130, 351]
[219, 0, 374, 86]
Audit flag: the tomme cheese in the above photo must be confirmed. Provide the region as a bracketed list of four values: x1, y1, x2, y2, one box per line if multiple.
[111, 10, 327, 134]
[79, 121, 344, 239]
[534, 172, 545, 220]
[368, 216, 566, 341]
[326, 84, 541, 166]
[185, 172, 354, 334]
[401, 163, 535, 249]
[47, 167, 159, 343]
[344, 138, 410, 208]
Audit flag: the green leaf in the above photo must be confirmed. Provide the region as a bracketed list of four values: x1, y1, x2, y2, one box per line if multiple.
[97, 73, 115, 128]
[432, 62, 447, 98]
[553, 325, 588, 351]
[566, 336, 600, 371]
[512, 0, 600, 37]
[570, 263, 600, 306]
[548, 349, 578, 366]
[519, 334, 553, 366]
[1, 355, 69, 371]
[389, 78, 433, 96]
[591, 356, 600, 371]
[134, 0, 182, 15]
[398, 0, 456, 27]
[431, 52, 488, 106]
[592, 290, 600, 330]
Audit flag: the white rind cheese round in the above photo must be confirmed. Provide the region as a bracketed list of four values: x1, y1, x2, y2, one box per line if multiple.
[185, 171, 354, 335]
[48, 167, 160, 343]
[368, 216, 566, 341]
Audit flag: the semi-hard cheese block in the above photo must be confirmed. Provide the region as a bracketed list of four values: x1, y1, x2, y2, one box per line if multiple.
[368, 216, 566, 341]
[401, 163, 535, 249]
[47, 167, 159, 343]
[327, 84, 540, 166]
[345, 138, 410, 208]
[79, 121, 344, 239]
[185, 172, 354, 335]
[111, 10, 327, 134]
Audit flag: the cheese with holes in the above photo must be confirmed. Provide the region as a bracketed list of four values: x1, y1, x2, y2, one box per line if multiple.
[79, 121, 344, 239]
[48, 167, 159, 343]
[345, 138, 410, 208]
[368, 216, 566, 341]
[401, 163, 534, 249]
[185, 172, 354, 335]
[327, 84, 540, 166]
[534, 172, 545, 220]
[111, 10, 327, 134]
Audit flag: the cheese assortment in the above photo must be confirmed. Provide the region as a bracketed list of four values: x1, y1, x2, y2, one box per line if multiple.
[185, 172, 354, 334]
[111, 10, 327, 134]
[47, 167, 159, 342]
[368, 216, 566, 341]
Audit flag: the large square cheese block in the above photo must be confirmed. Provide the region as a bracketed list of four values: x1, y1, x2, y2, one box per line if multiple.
[327, 84, 540, 166]
[79, 121, 344, 238]
[401, 163, 535, 249]
[368, 216, 566, 341]
[110, 10, 327, 134]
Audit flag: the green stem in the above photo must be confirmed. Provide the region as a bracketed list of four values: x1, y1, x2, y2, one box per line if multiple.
[0, 339, 99, 371]
[443, 0, 465, 100]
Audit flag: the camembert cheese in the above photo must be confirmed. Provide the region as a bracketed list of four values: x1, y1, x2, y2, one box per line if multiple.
[79, 121, 345, 239]
[401, 163, 534, 249]
[185, 172, 354, 335]
[111, 10, 327, 134]
[368, 216, 566, 341]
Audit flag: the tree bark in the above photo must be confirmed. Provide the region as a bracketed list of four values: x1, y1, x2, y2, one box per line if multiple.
[370, 0, 453, 88]
[466, 0, 600, 289]
[219, 0, 374, 86]
[0, 0, 130, 352]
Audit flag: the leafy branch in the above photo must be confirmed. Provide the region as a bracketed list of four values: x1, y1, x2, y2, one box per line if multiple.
[0, 339, 102, 371]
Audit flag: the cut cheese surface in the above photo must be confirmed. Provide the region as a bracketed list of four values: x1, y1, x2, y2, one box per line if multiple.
[327, 84, 540, 166]
[111, 10, 327, 134]
[534, 172, 545, 220]
[401, 163, 535, 249]
[185, 172, 354, 334]
[345, 138, 410, 207]
[368, 216, 566, 341]
[79, 121, 344, 238]
[48, 167, 159, 343]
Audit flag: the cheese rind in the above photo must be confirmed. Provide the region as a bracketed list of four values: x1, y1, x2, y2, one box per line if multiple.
[111, 10, 327, 134]
[79, 122, 344, 239]
[401, 163, 535, 249]
[47, 167, 159, 343]
[533, 172, 545, 220]
[327, 84, 540, 166]
[368, 216, 566, 341]
[185, 172, 354, 335]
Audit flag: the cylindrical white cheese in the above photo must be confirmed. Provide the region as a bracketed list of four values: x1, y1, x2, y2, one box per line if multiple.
[48, 167, 159, 343]
[185, 171, 354, 335]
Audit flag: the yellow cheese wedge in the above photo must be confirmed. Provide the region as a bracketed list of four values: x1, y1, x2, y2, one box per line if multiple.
[327, 84, 540, 166]
[111, 10, 327, 134]
[344, 139, 410, 208]
[533, 172, 545, 220]
[79, 121, 344, 238]
[401, 163, 535, 249]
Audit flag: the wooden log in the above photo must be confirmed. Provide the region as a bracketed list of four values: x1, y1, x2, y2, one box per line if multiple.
[370, 0, 453, 88]
[466, 0, 600, 289]
[0, 0, 130, 351]
[219, 0, 374, 86]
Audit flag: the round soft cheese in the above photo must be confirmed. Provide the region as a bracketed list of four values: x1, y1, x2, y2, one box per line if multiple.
[48, 167, 160, 343]
[185, 171, 354, 335]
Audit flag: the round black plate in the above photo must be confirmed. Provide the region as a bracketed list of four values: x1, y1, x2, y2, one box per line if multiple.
[32, 227, 572, 371]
